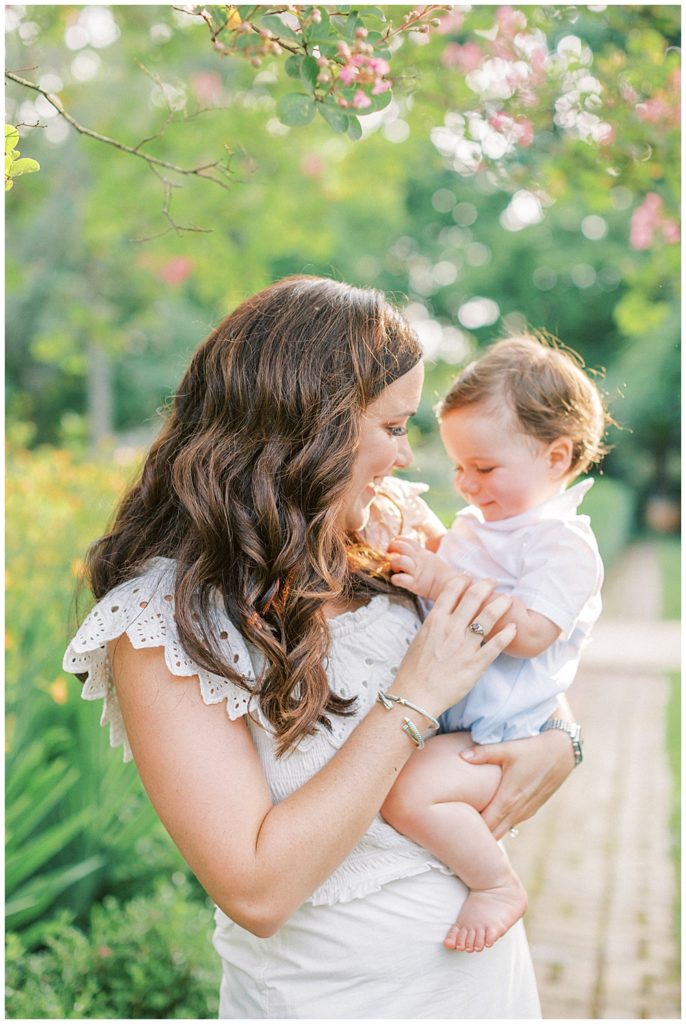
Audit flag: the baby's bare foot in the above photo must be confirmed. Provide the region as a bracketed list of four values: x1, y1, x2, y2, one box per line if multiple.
[443, 872, 528, 953]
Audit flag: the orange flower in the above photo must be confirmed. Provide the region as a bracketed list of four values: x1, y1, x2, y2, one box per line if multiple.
[49, 677, 69, 705]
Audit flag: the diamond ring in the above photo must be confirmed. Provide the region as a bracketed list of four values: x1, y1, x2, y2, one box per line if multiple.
[469, 621, 486, 638]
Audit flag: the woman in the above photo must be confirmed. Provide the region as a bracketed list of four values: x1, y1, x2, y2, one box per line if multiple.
[64, 276, 576, 1018]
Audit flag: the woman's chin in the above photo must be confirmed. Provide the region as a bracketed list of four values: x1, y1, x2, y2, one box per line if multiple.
[341, 502, 372, 534]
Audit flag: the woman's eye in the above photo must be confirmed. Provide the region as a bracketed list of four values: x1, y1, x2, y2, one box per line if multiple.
[477, 467, 495, 474]
[387, 425, 408, 437]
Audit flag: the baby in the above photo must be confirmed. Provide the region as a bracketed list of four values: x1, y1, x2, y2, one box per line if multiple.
[382, 334, 609, 954]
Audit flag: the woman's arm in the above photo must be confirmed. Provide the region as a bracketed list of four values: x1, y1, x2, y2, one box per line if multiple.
[460, 696, 578, 839]
[111, 577, 516, 938]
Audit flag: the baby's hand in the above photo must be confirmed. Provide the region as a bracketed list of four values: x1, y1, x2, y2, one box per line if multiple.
[388, 536, 465, 603]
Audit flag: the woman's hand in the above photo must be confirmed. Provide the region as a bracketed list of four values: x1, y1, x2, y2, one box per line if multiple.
[392, 576, 517, 718]
[460, 729, 576, 839]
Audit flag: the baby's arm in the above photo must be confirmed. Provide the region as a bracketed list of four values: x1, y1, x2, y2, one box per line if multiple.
[490, 600, 560, 659]
[388, 537, 560, 657]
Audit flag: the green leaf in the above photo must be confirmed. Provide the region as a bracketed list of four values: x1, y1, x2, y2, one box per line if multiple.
[6, 806, 93, 890]
[10, 157, 40, 177]
[347, 115, 362, 141]
[319, 103, 350, 133]
[260, 13, 299, 42]
[5, 124, 19, 153]
[276, 93, 316, 126]
[301, 55, 320, 88]
[361, 7, 387, 21]
[368, 88, 392, 111]
[285, 54, 303, 78]
[6, 855, 104, 930]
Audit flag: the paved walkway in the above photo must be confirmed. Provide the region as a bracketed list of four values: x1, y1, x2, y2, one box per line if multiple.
[507, 543, 681, 1019]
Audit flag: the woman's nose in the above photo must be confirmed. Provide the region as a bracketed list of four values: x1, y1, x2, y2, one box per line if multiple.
[394, 436, 413, 469]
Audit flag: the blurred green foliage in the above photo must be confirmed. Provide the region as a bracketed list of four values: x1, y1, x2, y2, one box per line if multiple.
[5, 4, 680, 505]
[5, 876, 220, 1019]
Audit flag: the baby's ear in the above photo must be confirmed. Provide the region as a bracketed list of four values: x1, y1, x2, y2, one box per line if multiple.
[546, 436, 574, 479]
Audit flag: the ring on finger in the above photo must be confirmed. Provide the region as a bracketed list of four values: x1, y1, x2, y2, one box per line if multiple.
[468, 621, 486, 638]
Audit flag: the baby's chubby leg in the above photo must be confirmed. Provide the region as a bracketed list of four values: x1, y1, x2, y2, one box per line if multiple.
[380, 732, 527, 952]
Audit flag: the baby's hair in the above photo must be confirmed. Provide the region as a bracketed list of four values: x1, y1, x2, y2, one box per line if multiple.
[438, 332, 612, 478]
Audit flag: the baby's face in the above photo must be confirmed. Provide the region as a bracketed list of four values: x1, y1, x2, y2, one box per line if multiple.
[439, 403, 565, 521]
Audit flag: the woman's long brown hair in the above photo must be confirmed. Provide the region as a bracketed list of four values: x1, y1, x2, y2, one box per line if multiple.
[85, 276, 422, 754]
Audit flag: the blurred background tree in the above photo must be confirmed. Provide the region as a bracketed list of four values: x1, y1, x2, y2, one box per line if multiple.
[6, 4, 680, 512]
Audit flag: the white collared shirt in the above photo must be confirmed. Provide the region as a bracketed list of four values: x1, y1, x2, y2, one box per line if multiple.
[439, 479, 603, 743]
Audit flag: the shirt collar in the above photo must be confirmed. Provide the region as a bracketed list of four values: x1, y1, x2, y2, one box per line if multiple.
[461, 477, 595, 530]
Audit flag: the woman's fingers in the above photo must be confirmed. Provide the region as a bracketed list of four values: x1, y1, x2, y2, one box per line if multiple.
[427, 572, 473, 614]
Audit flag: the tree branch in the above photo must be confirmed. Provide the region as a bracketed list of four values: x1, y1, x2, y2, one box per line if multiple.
[5, 70, 233, 191]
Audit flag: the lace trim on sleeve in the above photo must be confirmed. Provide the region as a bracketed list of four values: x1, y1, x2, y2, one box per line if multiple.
[62, 557, 256, 762]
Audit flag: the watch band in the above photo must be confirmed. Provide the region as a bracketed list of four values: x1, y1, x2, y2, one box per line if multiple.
[540, 718, 583, 766]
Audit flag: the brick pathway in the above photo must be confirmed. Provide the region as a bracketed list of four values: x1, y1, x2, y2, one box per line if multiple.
[506, 543, 681, 1019]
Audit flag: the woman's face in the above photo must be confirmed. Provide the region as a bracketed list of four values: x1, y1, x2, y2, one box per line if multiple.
[339, 361, 425, 533]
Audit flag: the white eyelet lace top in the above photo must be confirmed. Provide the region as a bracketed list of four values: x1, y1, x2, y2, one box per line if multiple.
[63, 478, 454, 907]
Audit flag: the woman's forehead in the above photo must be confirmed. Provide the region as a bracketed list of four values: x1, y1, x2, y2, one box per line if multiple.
[369, 362, 424, 415]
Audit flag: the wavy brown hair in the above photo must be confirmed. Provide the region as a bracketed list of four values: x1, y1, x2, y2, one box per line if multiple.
[85, 276, 422, 754]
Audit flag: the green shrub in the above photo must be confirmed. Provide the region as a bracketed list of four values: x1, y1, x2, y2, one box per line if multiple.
[5, 875, 221, 1019]
[580, 475, 636, 568]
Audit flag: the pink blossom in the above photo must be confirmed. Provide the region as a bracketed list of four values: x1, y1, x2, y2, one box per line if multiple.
[436, 9, 464, 34]
[351, 90, 371, 110]
[371, 78, 391, 96]
[516, 118, 534, 147]
[630, 193, 680, 251]
[620, 83, 638, 104]
[368, 57, 390, 77]
[190, 72, 223, 105]
[636, 97, 673, 123]
[300, 153, 324, 177]
[159, 257, 193, 286]
[529, 47, 548, 81]
[662, 219, 680, 244]
[441, 41, 483, 72]
[496, 6, 527, 36]
[338, 63, 357, 85]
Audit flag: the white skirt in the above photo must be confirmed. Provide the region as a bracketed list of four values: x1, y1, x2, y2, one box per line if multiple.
[213, 867, 541, 1019]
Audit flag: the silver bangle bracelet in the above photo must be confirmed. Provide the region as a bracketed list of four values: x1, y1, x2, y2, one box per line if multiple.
[376, 691, 440, 749]
[401, 716, 425, 749]
[377, 690, 441, 731]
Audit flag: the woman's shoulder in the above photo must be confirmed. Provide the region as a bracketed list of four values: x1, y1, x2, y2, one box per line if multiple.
[63, 557, 256, 762]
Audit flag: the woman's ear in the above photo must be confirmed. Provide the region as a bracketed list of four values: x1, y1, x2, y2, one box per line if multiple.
[546, 436, 574, 479]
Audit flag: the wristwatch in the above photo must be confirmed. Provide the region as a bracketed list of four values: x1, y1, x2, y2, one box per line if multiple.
[540, 718, 583, 766]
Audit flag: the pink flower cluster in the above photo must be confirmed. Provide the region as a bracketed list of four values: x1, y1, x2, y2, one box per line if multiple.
[159, 257, 193, 286]
[441, 41, 482, 72]
[337, 36, 391, 109]
[630, 193, 680, 251]
[489, 112, 535, 147]
[636, 80, 680, 128]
